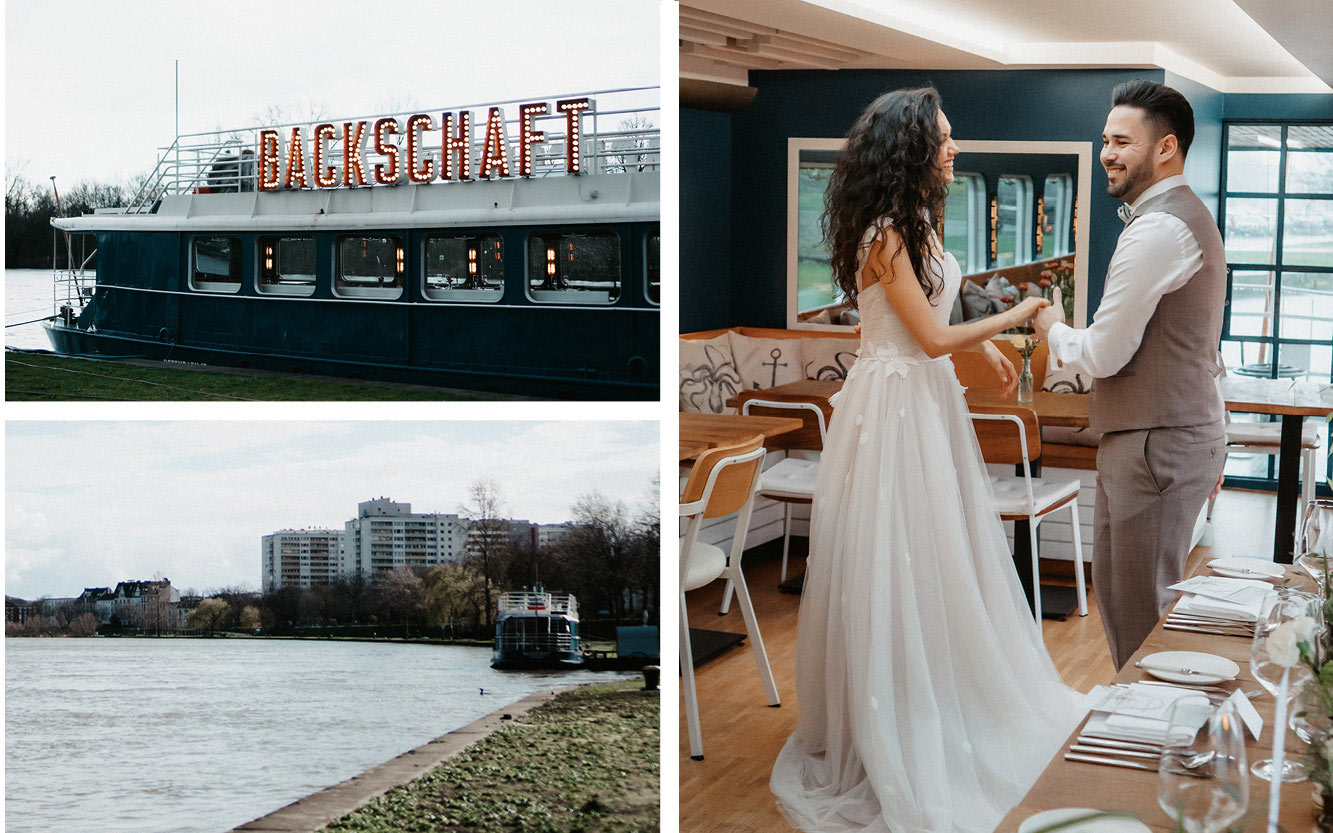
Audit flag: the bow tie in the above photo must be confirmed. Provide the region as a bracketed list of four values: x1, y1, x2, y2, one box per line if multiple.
[1117, 203, 1136, 224]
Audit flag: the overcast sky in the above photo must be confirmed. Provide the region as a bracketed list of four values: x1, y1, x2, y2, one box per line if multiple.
[5, 0, 660, 185]
[6, 420, 658, 598]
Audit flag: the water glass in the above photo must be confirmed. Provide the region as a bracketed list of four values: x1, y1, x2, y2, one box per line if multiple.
[1157, 695, 1248, 833]
[1251, 591, 1319, 781]
[1299, 498, 1333, 594]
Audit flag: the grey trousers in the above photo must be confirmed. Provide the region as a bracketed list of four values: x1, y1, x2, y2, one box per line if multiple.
[1094, 423, 1226, 670]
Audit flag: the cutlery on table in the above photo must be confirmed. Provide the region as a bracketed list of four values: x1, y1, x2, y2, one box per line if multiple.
[1133, 660, 1237, 681]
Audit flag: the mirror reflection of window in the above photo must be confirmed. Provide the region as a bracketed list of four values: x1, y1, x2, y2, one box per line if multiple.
[995, 175, 1033, 268]
[943, 172, 986, 274]
[1040, 174, 1073, 258]
[796, 153, 838, 316]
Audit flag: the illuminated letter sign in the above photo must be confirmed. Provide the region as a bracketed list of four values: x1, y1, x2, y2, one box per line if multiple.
[405, 114, 436, 184]
[518, 102, 548, 177]
[312, 123, 340, 188]
[258, 130, 281, 190]
[556, 98, 591, 173]
[441, 111, 473, 181]
[479, 107, 512, 179]
[343, 120, 369, 187]
[283, 127, 311, 189]
[373, 118, 402, 186]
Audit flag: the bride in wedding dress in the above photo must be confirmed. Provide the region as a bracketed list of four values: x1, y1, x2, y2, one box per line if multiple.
[769, 88, 1089, 833]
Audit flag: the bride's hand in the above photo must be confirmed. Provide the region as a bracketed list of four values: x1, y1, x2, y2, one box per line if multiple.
[981, 340, 1018, 397]
[1009, 296, 1051, 327]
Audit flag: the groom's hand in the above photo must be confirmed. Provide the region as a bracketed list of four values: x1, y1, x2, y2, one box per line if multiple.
[1033, 287, 1066, 340]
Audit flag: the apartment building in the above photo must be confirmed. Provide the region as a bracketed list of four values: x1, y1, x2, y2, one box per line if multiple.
[261, 529, 345, 592]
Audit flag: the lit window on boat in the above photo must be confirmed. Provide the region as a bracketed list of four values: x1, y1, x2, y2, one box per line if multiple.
[190, 236, 242, 293]
[526, 230, 620, 304]
[257, 236, 316, 296]
[646, 228, 660, 305]
[424, 234, 503, 302]
[335, 236, 405, 299]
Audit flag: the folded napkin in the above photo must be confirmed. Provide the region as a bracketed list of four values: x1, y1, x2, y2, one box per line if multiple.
[1174, 591, 1270, 623]
[1169, 576, 1274, 622]
[1083, 684, 1212, 745]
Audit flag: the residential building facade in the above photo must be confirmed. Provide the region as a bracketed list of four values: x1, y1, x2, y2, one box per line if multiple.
[344, 498, 470, 577]
[261, 529, 345, 592]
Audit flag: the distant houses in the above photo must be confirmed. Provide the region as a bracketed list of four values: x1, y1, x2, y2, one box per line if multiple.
[261, 496, 575, 592]
[7, 578, 189, 634]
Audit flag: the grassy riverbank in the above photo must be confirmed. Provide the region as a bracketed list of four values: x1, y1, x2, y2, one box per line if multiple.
[4, 352, 486, 401]
[326, 680, 659, 833]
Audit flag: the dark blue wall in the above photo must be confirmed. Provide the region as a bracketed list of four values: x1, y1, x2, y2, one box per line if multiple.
[680, 108, 734, 331]
[682, 68, 1162, 331]
[1166, 72, 1225, 218]
[1223, 94, 1333, 120]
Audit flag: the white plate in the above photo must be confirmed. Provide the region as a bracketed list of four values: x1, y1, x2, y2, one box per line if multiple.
[1137, 650, 1240, 685]
[1018, 809, 1151, 833]
[1209, 557, 1285, 580]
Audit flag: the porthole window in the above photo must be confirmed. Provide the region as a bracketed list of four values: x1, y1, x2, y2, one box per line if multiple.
[527, 230, 620, 304]
[424, 234, 503, 301]
[190, 236, 242, 293]
[336, 236, 404, 299]
[257, 236, 316, 296]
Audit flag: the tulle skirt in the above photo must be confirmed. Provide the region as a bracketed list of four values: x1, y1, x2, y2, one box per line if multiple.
[770, 350, 1087, 833]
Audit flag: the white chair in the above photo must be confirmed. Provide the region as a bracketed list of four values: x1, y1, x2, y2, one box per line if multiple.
[735, 397, 827, 596]
[1208, 419, 1321, 539]
[680, 434, 781, 761]
[971, 406, 1089, 631]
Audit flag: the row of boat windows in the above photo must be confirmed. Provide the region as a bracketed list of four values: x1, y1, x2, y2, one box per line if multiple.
[191, 230, 662, 305]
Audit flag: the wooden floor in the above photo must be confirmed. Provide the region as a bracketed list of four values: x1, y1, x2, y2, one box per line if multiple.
[678, 488, 1281, 833]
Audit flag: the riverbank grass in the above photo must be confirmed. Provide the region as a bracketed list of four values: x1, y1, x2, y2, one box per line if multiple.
[326, 680, 658, 833]
[4, 353, 484, 401]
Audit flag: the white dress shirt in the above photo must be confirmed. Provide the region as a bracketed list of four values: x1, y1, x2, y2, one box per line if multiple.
[1047, 175, 1203, 378]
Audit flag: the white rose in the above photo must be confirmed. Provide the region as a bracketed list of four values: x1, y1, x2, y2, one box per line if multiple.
[1323, 737, 1333, 761]
[1268, 616, 1316, 667]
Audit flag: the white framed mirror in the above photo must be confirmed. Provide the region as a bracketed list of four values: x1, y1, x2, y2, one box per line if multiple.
[786, 137, 1094, 332]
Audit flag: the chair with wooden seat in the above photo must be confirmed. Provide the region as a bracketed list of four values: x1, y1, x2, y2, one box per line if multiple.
[680, 434, 781, 761]
[970, 405, 1089, 631]
[1208, 419, 1321, 540]
[734, 396, 829, 599]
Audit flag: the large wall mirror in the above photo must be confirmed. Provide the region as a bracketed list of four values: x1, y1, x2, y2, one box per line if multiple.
[786, 138, 1093, 331]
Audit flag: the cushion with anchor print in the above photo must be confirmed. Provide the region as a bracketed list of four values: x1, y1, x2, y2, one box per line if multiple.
[728, 333, 805, 392]
[802, 337, 860, 381]
[679, 334, 741, 414]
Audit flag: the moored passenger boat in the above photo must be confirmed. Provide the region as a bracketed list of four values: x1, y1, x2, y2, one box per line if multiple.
[44, 88, 659, 399]
[491, 587, 582, 669]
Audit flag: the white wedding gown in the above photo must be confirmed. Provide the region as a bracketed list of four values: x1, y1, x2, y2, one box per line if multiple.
[770, 237, 1088, 833]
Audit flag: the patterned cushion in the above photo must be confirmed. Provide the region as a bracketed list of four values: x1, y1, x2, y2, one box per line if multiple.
[1041, 362, 1094, 394]
[802, 337, 860, 381]
[679, 335, 740, 414]
[729, 333, 805, 391]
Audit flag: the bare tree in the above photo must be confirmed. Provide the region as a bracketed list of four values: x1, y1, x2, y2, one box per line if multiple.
[187, 598, 233, 635]
[373, 569, 426, 637]
[461, 479, 509, 629]
[67, 613, 99, 637]
[238, 605, 262, 632]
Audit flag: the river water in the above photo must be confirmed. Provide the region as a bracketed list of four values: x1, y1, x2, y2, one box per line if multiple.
[5, 638, 628, 832]
[6, 268, 54, 351]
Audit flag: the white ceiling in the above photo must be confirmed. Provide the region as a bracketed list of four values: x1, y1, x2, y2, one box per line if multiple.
[680, 0, 1333, 94]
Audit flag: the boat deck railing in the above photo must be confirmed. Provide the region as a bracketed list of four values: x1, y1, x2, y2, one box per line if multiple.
[494, 631, 579, 653]
[51, 231, 98, 316]
[124, 87, 660, 214]
[497, 589, 578, 617]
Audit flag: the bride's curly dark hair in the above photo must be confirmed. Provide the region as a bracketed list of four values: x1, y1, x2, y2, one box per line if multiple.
[823, 87, 950, 307]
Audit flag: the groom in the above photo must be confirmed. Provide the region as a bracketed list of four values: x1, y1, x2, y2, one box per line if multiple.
[1033, 80, 1227, 670]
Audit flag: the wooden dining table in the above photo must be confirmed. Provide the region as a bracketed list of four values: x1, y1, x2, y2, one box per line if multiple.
[679, 411, 805, 463]
[733, 376, 1333, 563]
[994, 559, 1318, 832]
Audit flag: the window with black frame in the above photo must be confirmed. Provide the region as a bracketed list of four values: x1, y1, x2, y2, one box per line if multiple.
[1220, 123, 1333, 491]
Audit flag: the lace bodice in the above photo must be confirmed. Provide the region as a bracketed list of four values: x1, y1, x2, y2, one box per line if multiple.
[856, 245, 961, 363]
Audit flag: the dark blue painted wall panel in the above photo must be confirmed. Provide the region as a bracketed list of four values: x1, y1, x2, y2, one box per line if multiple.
[1165, 73, 1225, 219]
[1224, 94, 1333, 121]
[681, 108, 734, 332]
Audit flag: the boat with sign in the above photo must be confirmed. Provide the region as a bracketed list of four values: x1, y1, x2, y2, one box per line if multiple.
[491, 587, 583, 669]
[43, 88, 660, 398]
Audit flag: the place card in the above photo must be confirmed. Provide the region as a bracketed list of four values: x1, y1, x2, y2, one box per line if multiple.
[1228, 688, 1264, 740]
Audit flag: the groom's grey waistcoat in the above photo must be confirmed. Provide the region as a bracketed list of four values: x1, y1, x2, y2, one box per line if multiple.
[1089, 185, 1227, 434]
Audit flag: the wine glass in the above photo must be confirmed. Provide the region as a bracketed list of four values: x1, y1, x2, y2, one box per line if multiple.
[1157, 694, 1248, 833]
[1298, 498, 1333, 595]
[1250, 591, 1319, 781]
